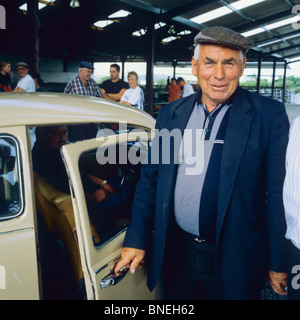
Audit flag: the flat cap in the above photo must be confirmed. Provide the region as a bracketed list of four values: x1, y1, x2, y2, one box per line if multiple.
[80, 61, 94, 70]
[194, 26, 254, 54]
[16, 61, 29, 68]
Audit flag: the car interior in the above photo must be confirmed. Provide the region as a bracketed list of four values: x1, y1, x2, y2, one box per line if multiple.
[29, 123, 149, 299]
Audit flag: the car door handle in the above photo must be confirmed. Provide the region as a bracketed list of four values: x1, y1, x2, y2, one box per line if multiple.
[100, 265, 129, 289]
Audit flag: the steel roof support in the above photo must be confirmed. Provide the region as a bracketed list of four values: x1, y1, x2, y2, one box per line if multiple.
[28, 0, 40, 75]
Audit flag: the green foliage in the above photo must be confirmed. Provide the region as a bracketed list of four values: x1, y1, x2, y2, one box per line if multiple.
[240, 75, 300, 90]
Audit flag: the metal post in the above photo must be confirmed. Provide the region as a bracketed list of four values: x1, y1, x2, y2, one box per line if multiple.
[172, 59, 177, 78]
[145, 16, 155, 115]
[256, 56, 262, 94]
[283, 61, 287, 103]
[27, 0, 40, 75]
[271, 59, 276, 99]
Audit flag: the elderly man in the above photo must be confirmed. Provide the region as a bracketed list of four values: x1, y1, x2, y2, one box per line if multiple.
[100, 64, 129, 102]
[14, 62, 36, 92]
[64, 61, 101, 97]
[115, 26, 289, 300]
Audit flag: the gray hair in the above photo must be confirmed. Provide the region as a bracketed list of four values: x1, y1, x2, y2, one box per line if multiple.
[193, 44, 244, 62]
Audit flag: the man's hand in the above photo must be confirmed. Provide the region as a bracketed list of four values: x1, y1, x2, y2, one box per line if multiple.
[269, 270, 287, 295]
[114, 247, 146, 275]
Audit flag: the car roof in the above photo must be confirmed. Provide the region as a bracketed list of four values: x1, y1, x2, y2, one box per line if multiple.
[0, 92, 155, 129]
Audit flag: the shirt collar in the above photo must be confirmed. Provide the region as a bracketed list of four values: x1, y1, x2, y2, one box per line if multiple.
[195, 87, 236, 112]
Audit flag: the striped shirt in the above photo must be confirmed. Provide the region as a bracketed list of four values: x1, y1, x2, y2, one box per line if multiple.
[283, 116, 300, 249]
[174, 100, 231, 238]
[64, 76, 102, 97]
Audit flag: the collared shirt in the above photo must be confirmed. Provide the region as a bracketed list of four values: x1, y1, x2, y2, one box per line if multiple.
[283, 116, 300, 250]
[16, 74, 36, 92]
[64, 76, 102, 97]
[174, 92, 232, 239]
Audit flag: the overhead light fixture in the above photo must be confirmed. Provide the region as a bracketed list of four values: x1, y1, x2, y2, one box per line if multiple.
[93, 20, 114, 29]
[70, 0, 80, 8]
[19, 0, 55, 11]
[132, 28, 147, 37]
[242, 15, 300, 38]
[190, 0, 266, 24]
[177, 30, 192, 35]
[154, 22, 166, 30]
[108, 10, 131, 18]
[161, 36, 177, 43]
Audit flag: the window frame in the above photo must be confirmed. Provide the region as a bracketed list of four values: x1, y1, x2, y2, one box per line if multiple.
[0, 134, 24, 221]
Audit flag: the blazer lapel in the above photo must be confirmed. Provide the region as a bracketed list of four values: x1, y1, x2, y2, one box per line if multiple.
[216, 87, 253, 244]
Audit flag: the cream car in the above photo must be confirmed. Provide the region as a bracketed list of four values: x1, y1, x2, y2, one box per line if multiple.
[0, 92, 156, 300]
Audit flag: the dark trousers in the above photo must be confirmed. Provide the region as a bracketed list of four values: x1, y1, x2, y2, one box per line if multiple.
[288, 241, 300, 300]
[163, 227, 222, 300]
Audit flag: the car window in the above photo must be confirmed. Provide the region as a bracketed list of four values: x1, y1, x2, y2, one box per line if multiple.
[78, 139, 149, 246]
[0, 135, 23, 220]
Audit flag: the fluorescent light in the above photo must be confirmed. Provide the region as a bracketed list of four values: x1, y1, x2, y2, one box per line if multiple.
[108, 10, 131, 18]
[290, 56, 300, 62]
[177, 30, 192, 35]
[190, 7, 232, 24]
[242, 27, 265, 37]
[257, 39, 281, 47]
[154, 22, 166, 30]
[94, 20, 114, 28]
[19, 1, 54, 11]
[190, 0, 266, 24]
[231, 0, 266, 10]
[265, 15, 300, 30]
[132, 29, 147, 37]
[242, 15, 300, 38]
[161, 36, 177, 43]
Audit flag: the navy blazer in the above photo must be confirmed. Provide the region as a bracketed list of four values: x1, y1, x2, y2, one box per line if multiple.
[123, 86, 290, 299]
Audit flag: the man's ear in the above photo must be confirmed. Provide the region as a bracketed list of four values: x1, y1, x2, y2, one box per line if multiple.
[239, 56, 247, 77]
[191, 57, 198, 77]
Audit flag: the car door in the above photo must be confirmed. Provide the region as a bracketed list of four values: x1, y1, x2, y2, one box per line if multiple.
[61, 130, 157, 300]
[0, 126, 40, 299]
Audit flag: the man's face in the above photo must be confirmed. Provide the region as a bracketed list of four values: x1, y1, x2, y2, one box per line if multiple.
[128, 75, 138, 88]
[192, 44, 246, 108]
[171, 79, 177, 86]
[16, 66, 29, 79]
[110, 67, 120, 81]
[79, 68, 93, 82]
[44, 126, 67, 151]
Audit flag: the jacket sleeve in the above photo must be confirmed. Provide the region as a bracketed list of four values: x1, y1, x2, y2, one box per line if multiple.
[123, 111, 163, 250]
[266, 101, 290, 272]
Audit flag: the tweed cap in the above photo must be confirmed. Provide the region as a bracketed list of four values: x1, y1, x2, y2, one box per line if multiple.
[194, 26, 254, 54]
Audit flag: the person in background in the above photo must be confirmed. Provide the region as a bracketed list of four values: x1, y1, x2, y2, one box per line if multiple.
[167, 77, 181, 102]
[0, 61, 12, 92]
[283, 115, 300, 300]
[120, 71, 144, 110]
[100, 64, 129, 102]
[64, 61, 101, 97]
[177, 77, 195, 97]
[31, 72, 47, 92]
[14, 62, 36, 92]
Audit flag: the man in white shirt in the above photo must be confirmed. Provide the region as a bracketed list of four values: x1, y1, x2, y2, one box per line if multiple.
[14, 62, 36, 92]
[283, 115, 300, 300]
[177, 77, 195, 97]
[120, 71, 144, 110]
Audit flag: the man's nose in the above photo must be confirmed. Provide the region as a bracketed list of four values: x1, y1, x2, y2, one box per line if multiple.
[213, 64, 225, 80]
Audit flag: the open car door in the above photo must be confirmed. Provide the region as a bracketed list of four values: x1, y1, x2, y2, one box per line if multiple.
[61, 131, 157, 300]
